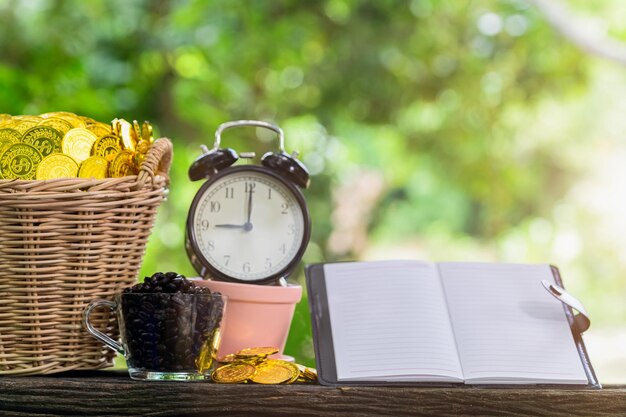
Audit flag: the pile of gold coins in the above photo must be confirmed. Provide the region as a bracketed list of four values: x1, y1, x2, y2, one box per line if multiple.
[0, 112, 154, 180]
[211, 347, 317, 384]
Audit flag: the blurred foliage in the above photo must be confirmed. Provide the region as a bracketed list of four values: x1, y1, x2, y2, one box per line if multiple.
[2, 0, 626, 367]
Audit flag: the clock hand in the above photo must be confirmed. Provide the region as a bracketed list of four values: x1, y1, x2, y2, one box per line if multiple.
[214, 224, 245, 229]
[245, 187, 253, 229]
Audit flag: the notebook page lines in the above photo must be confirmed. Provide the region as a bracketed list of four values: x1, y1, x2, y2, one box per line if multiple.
[325, 261, 463, 381]
[439, 262, 588, 384]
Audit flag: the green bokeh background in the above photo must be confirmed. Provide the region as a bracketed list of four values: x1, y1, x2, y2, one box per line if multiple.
[2, 0, 626, 371]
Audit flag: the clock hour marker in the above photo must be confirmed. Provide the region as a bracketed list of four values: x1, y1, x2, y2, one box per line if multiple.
[245, 182, 256, 193]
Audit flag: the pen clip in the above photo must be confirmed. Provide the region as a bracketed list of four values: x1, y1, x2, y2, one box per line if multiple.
[541, 280, 591, 333]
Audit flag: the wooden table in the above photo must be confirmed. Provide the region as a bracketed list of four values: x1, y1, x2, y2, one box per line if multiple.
[0, 371, 622, 416]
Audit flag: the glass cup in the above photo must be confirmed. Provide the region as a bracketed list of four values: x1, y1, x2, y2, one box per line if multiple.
[83, 292, 226, 381]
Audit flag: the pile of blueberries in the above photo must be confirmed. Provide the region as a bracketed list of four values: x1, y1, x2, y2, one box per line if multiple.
[120, 272, 224, 372]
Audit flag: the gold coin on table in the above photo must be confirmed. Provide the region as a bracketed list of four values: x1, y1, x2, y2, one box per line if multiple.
[0, 128, 21, 152]
[78, 156, 108, 179]
[0, 143, 43, 180]
[109, 150, 137, 177]
[236, 347, 280, 358]
[36, 153, 79, 180]
[62, 128, 98, 163]
[118, 119, 136, 152]
[250, 359, 298, 384]
[86, 122, 112, 138]
[211, 362, 256, 383]
[91, 135, 122, 161]
[217, 353, 239, 364]
[303, 367, 318, 382]
[23, 126, 63, 157]
[39, 117, 73, 136]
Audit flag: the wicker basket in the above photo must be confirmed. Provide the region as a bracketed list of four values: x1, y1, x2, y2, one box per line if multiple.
[0, 138, 172, 375]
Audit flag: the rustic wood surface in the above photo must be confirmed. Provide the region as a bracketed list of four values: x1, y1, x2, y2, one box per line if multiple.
[0, 370, 621, 417]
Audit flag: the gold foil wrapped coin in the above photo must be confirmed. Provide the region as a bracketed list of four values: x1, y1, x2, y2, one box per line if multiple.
[23, 126, 63, 157]
[133, 120, 142, 143]
[86, 122, 112, 138]
[109, 150, 137, 177]
[211, 363, 256, 383]
[36, 153, 79, 180]
[250, 359, 298, 384]
[92, 135, 122, 161]
[10, 118, 39, 134]
[42, 112, 86, 128]
[62, 128, 98, 163]
[0, 128, 21, 152]
[142, 121, 153, 143]
[78, 156, 109, 179]
[0, 143, 43, 180]
[118, 119, 136, 152]
[39, 117, 73, 135]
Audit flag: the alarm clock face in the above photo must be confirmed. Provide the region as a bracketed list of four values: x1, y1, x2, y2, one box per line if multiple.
[188, 166, 310, 283]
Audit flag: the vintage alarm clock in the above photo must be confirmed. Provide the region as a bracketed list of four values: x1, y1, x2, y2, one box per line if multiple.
[185, 120, 311, 285]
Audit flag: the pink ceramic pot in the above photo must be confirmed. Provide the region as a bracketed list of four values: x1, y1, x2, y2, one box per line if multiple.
[193, 279, 302, 358]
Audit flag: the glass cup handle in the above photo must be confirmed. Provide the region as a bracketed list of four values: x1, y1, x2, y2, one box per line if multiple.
[82, 299, 124, 355]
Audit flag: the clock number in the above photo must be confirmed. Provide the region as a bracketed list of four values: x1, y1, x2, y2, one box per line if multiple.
[223, 255, 230, 266]
[281, 202, 289, 214]
[208, 240, 215, 251]
[243, 262, 251, 273]
[225, 187, 234, 199]
[200, 220, 209, 231]
[210, 201, 221, 212]
[245, 182, 256, 193]
[267, 188, 272, 200]
[287, 224, 295, 235]
[280, 243, 286, 254]
[265, 258, 272, 270]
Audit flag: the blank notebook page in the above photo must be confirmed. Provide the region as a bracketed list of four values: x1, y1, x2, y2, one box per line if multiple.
[439, 262, 588, 384]
[324, 261, 463, 382]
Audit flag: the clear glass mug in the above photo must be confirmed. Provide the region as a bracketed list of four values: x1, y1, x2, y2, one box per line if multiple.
[83, 292, 226, 381]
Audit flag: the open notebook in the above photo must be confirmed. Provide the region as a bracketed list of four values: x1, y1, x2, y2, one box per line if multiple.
[306, 261, 599, 388]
